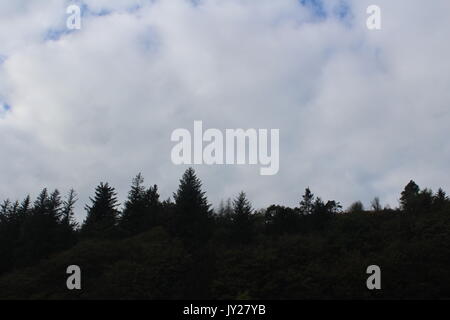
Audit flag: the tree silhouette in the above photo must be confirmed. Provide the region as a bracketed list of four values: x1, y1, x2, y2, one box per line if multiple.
[172, 168, 212, 242]
[371, 197, 382, 212]
[120, 173, 161, 236]
[82, 183, 119, 238]
[62, 189, 77, 227]
[433, 188, 449, 210]
[230, 192, 254, 243]
[1, 172, 450, 299]
[59, 189, 78, 248]
[312, 198, 342, 215]
[0, 200, 20, 273]
[347, 201, 364, 213]
[13, 189, 74, 267]
[400, 180, 420, 212]
[265, 205, 300, 235]
[299, 188, 314, 215]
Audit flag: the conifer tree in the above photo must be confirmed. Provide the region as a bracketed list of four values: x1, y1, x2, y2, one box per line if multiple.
[233, 192, 252, 217]
[62, 189, 78, 228]
[15, 189, 66, 267]
[0, 196, 32, 274]
[433, 188, 449, 210]
[120, 173, 161, 236]
[230, 192, 254, 243]
[145, 184, 161, 221]
[173, 168, 211, 242]
[83, 183, 119, 238]
[220, 198, 233, 217]
[299, 188, 315, 215]
[58, 189, 78, 248]
[400, 180, 420, 212]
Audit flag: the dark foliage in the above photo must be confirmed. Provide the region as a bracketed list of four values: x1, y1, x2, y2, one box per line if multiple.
[0, 171, 449, 299]
[82, 182, 119, 239]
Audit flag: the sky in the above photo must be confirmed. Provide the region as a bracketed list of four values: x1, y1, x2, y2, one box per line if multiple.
[1, 0, 450, 221]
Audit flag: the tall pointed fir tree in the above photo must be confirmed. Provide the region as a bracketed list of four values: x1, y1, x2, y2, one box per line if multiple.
[120, 173, 161, 236]
[59, 189, 78, 247]
[15, 189, 68, 267]
[230, 191, 254, 243]
[173, 168, 213, 298]
[61, 189, 78, 228]
[82, 183, 119, 238]
[173, 168, 212, 243]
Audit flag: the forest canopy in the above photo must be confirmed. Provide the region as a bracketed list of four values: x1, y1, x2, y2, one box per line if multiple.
[0, 168, 449, 299]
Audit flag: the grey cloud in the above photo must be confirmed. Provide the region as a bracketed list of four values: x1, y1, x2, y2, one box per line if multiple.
[0, 0, 449, 220]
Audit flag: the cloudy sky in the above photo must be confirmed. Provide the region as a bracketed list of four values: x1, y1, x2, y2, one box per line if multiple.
[1, 0, 449, 220]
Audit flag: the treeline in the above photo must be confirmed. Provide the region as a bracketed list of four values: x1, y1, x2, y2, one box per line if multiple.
[0, 169, 449, 299]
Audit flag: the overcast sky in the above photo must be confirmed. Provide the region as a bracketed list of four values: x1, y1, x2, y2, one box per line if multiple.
[1, 0, 449, 220]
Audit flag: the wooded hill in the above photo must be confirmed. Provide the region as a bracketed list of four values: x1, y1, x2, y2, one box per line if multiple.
[0, 168, 449, 299]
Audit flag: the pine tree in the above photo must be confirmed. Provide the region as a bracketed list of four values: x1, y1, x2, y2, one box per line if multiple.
[62, 189, 78, 228]
[33, 188, 50, 215]
[49, 189, 63, 221]
[217, 198, 233, 217]
[224, 198, 233, 217]
[299, 188, 315, 215]
[400, 180, 420, 212]
[127, 173, 146, 206]
[120, 173, 161, 236]
[57, 189, 78, 248]
[145, 184, 161, 220]
[0, 200, 14, 273]
[433, 188, 449, 210]
[230, 192, 254, 243]
[0, 196, 32, 274]
[83, 183, 119, 238]
[217, 200, 225, 216]
[15, 189, 67, 267]
[173, 168, 211, 242]
[172, 168, 214, 298]
[0, 199, 13, 221]
[418, 188, 433, 211]
[120, 173, 146, 234]
[174, 168, 210, 213]
[232, 192, 252, 220]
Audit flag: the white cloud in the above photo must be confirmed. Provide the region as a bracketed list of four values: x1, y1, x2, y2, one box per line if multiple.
[1, 0, 449, 219]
